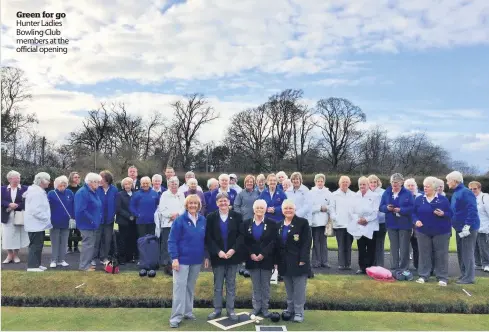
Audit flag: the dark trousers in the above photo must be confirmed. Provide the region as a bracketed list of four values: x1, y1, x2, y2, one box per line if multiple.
[160, 228, 171, 266]
[119, 224, 138, 262]
[335, 228, 353, 267]
[357, 236, 376, 272]
[373, 223, 387, 266]
[137, 223, 155, 239]
[27, 231, 45, 268]
[311, 226, 328, 266]
[68, 228, 81, 249]
[410, 230, 419, 269]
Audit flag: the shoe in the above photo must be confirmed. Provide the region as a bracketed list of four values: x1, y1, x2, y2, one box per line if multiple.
[475, 265, 482, 270]
[74, 248, 80, 253]
[250, 309, 260, 316]
[207, 311, 221, 320]
[57, 261, 69, 267]
[483, 266, 489, 272]
[293, 314, 304, 323]
[262, 310, 271, 318]
[169, 321, 179, 328]
[13, 256, 21, 263]
[356, 269, 366, 275]
[91, 260, 97, 266]
[338, 265, 346, 270]
[50, 261, 57, 268]
[101, 259, 109, 265]
[321, 263, 331, 268]
[39, 265, 47, 271]
[27, 268, 44, 272]
[438, 280, 447, 287]
[67, 248, 73, 254]
[410, 253, 413, 260]
[228, 312, 238, 322]
[416, 277, 426, 284]
[87, 266, 96, 272]
[456, 280, 474, 284]
[184, 313, 197, 321]
[3, 257, 13, 264]
[344, 265, 352, 270]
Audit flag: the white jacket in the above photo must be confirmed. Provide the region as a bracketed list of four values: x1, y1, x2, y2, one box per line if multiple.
[230, 184, 243, 194]
[23, 185, 52, 232]
[329, 188, 356, 229]
[476, 192, 489, 234]
[372, 187, 386, 224]
[286, 184, 311, 221]
[348, 190, 380, 239]
[154, 190, 186, 236]
[310, 186, 333, 227]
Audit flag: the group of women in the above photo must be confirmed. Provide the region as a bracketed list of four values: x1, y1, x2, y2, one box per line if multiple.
[2, 167, 488, 329]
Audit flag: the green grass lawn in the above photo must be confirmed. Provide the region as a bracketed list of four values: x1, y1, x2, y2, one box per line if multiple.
[44, 227, 459, 252]
[2, 307, 488, 331]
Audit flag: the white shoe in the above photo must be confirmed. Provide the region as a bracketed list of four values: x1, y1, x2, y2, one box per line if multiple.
[416, 278, 425, 284]
[438, 280, 447, 287]
[91, 260, 97, 266]
[27, 268, 44, 272]
[13, 256, 21, 263]
[50, 262, 57, 268]
[39, 265, 47, 271]
[57, 261, 69, 267]
[483, 266, 489, 272]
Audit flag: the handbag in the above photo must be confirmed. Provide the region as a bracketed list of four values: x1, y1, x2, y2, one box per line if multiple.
[13, 210, 24, 226]
[54, 191, 76, 229]
[325, 217, 335, 237]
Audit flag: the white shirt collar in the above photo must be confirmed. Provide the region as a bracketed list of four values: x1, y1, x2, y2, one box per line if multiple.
[7, 184, 21, 189]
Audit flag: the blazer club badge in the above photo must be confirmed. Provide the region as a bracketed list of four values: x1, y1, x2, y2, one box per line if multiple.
[293, 234, 300, 241]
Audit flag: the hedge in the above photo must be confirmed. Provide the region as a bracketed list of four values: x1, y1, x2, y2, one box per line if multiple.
[2, 271, 488, 314]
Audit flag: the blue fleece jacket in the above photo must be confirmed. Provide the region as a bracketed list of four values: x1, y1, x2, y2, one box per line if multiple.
[258, 188, 288, 223]
[96, 185, 118, 224]
[379, 186, 415, 230]
[130, 188, 159, 224]
[207, 188, 238, 214]
[74, 184, 102, 230]
[450, 183, 480, 232]
[48, 189, 75, 228]
[413, 194, 452, 236]
[168, 212, 207, 265]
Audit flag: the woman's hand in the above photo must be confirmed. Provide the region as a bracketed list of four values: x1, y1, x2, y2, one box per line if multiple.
[415, 220, 423, 227]
[218, 251, 227, 259]
[267, 207, 275, 213]
[387, 204, 394, 212]
[256, 254, 264, 261]
[204, 259, 209, 269]
[8, 203, 18, 209]
[299, 262, 305, 266]
[226, 249, 235, 259]
[274, 264, 278, 270]
[172, 259, 180, 271]
[251, 254, 258, 261]
[393, 207, 400, 213]
[433, 209, 444, 217]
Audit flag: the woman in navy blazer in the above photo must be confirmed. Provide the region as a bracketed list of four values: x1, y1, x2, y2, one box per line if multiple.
[1, 170, 29, 263]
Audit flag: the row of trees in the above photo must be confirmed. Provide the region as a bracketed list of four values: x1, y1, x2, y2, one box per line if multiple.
[1, 66, 483, 181]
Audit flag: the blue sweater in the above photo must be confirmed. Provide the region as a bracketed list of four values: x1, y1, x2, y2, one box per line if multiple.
[74, 184, 102, 230]
[379, 186, 415, 230]
[207, 188, 238, 214]
[450, 183, 480, 232]
[48, 189, 75, 228]
[130, 189, 159, 224]
[96, 185, 118, 224]
[413, 194, 452, 236]
[259, 188, 288, 223]
[168, 213, 207, 265]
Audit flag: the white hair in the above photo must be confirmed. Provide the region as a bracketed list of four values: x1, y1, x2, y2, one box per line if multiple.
[314, 173, 326, 182]
[207, 177, 218, 189]
[253, 199, 268, 209]
[168, 176, 179, 185]
[446, 171, 463, 184]
[85, 172, 102, 183]
[276, 171, 288, 179]
[140, 176, 151, 184]
[152, 174, 163, 182]
[281, 199, 296, 210]
[121, 177, 133, 187]
[404, 178, 418, 189]
[6, 170, 21, 180]
[185, 171, 195, 178]
[390, 173, 404, 183]
[33, 172, 51, 186]
[218, 173, 230, 181]
[187, 178, 198, 185]
[54, 175, 69, 189]
[435, 178, 445, 190]
[423, 176, 438, 190]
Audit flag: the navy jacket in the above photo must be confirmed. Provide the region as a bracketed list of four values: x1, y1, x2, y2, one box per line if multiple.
[48, 189, 75, 228]
[241, 218, 276, 270]
[168, 212, 207, 265]
[450, 183, 480, 232]
[379, 186, 415, 230]
[115, 190, 135, 226]
[96, 185, 118, 224]
[1, 185, 28, 223]
[74, 184, 102, 230]
[130, 188, 159, 224]
[205, 210, 243, 266]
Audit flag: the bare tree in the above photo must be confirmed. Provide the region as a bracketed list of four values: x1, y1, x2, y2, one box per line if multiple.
[170, 94, 219, 169]
[315, 97, 366, 171]
[292, 106, 316, 171]
[356, 126, 392, 174]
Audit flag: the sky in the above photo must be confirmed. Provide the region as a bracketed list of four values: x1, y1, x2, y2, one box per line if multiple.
[1, 0, 489, 173]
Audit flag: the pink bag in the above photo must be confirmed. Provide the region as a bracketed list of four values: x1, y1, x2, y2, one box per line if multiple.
[366, 266, 396, 282]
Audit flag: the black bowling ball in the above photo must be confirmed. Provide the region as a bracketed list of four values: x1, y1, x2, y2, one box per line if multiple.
[148, 269, 156, 278]
[270, 312, 281, 322]
[238, 267, 245, 276]
[281, 311, 292, 321]
[243, 270, 251, 278]
[139, 269, 147, 277]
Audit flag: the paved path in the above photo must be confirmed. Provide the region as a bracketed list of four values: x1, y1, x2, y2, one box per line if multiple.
[2, 248, 488, 279]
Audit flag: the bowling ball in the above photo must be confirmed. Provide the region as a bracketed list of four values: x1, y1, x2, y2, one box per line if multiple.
[148, 269, 156, 278]
[270, 312, 281, 322]
[139, 269, 147, 277]
[281, 311, 292, 321]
